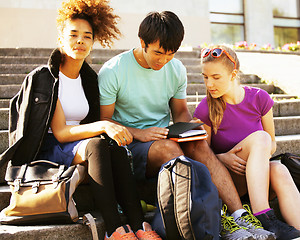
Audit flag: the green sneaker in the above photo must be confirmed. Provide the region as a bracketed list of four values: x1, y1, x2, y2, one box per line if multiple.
[235, 205, 276, 240]
[221, 204, 255, 240]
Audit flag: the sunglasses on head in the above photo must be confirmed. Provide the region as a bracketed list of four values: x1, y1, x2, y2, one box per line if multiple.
[201, 48, 236, 70]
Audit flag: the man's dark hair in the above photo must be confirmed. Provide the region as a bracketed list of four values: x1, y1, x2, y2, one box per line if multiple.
[138, 11, 184, 52]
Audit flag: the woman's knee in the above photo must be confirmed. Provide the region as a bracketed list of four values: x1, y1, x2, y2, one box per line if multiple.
[270, 161, 290, 181]
[247, 131, 272, 150]
[85, 137, 109, 156]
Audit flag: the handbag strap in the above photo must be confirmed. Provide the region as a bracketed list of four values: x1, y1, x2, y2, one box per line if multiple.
[16, 163, 28, 180]
[270, 153, 285, 161]
[52, 165, 66, 182]
[29, 160, 60, 167]
[13, 164, 28, 191]
[83, 213, 99, 240]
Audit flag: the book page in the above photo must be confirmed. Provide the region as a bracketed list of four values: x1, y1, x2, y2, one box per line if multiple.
[179, 129, 206, 138]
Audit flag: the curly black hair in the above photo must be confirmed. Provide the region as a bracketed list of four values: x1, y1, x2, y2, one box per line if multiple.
[57, 0, 120, 47]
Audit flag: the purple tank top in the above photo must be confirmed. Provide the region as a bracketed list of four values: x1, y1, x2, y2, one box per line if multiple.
[193, 86, 274, 154]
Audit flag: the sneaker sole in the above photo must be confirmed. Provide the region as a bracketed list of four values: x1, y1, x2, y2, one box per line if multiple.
[221, 237, 255, 240]
[264, 236, 276, 240]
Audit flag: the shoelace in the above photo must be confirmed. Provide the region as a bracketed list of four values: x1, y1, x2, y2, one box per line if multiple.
[221, 204, 241, 233]
[240, 214, 264, 229]
[222, 215, 242, 233]
[138, 230, 161, 239]
[241, 205, 263, 229]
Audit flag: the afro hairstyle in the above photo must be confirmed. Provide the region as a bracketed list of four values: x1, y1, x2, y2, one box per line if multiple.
[57, 0, 120, 47]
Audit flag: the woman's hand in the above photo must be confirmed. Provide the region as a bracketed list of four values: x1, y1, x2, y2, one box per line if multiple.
[103, 121, 133, 146]
[217, 147, 247, 175]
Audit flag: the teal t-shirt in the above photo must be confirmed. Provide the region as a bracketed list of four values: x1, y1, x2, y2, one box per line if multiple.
[98, 49, 187, 129]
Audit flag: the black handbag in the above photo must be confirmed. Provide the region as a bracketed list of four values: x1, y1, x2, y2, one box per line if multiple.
[0, 160, 86, 225]
[270, 153, 300, 191]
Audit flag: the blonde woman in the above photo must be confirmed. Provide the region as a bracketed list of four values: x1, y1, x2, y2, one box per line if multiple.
[194, 45, 300, 240]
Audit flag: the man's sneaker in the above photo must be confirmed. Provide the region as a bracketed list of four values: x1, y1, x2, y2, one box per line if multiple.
[221, 204, 255, 240]
[104, 225, 138, 240]
[255, 209, 300, 240]
[235, 205, 276, 240]
[135, 222, 162, 240]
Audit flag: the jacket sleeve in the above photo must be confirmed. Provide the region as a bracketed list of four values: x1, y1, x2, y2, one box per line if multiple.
[0, 73, 34, 167]
[9, 73, 34, 146]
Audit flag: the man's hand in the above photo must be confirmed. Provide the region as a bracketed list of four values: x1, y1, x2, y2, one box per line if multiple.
[132, 127, 169, 142]
[217, 147, 246, 175]
[189, 118, 205, 130]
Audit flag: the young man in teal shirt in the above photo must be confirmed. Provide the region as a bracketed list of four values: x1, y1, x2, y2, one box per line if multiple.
[98, 11, 272, 240]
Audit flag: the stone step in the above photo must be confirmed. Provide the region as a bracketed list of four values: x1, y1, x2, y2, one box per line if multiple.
[0, 217, 106, 240]
[0, 64, 203, 75]
[187, 104, 300, 136]
[0, 127, 299, 182]
[0, 203, 155, 240]
[0, 98, 299, 130]
[0, 64, 262, 85]
[187, 99, 300, 117]
[187, 94, 299, 103]
[186, 83, 276, 95]
[0, 121, 299, 155]
[0, 85, 20, 99]
[0, 93, 296, 110]
[0, 72, 206, 85]
[0, 48, 199, 58]
[0, 83, 275, 100]
[0, 55, 201, 66]
[274, 134, 300, 155]
[273, 116, 300, 135]
[0, 74, 25, 85]
[0, 182, 155, 239]
[0, 130, 8, 156]
[0, 132, 299, 183]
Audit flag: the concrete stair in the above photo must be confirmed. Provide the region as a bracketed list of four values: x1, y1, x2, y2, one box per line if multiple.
[0, 48, 299, 239]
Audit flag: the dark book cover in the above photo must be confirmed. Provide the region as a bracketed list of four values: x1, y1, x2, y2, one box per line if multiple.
[166, 122, 203, 138]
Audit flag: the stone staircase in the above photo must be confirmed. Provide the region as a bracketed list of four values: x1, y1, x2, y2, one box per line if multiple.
[0, 48, 299, 239]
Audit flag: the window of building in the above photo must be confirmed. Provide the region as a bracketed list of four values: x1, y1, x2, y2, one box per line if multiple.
[272, 0, 300, 47]
[209, 0, 244, 45]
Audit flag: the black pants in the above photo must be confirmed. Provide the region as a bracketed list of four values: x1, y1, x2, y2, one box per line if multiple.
[85, 137, 144, 235]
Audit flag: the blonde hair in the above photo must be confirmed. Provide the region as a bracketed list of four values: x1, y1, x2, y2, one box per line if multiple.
[201, 45, 240, 134]
[56, 0, 120, 48]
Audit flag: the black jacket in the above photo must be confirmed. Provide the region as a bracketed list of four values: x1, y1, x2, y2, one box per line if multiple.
[0, 49, 100, 167]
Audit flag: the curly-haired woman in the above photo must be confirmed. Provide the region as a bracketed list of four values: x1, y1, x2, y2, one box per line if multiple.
[4, 0, 162, 239]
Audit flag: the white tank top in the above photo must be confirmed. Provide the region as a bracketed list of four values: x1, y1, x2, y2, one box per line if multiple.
[58, 71, 89, 126]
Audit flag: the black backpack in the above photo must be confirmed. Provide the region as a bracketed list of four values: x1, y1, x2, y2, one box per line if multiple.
[152, 156, 221, 240]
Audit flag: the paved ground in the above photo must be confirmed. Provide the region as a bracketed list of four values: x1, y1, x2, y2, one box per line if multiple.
[237, 51, 300, 98]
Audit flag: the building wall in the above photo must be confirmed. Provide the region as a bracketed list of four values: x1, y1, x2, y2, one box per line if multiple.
[244, 0, 275, 46]
[0, 0, 211, 49]
[0, 0, 285, 49]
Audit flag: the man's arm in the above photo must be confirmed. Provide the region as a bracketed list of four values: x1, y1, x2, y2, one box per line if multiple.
[169, 98, 192, 123]
[100, 103, 169, 142]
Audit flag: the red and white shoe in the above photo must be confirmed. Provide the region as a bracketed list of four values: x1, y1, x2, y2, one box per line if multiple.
[104, 225, 138, 240]
[135, 222, 162, 240]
